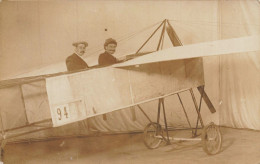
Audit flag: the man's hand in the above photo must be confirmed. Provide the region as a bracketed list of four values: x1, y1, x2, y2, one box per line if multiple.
[117, 56, 128, 62]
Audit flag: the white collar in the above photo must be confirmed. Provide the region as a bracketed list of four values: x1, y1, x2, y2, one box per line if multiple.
[75, 52, 85, 61]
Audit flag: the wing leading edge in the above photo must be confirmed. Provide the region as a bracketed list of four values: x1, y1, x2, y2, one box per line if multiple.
[114, 35, 260, 67]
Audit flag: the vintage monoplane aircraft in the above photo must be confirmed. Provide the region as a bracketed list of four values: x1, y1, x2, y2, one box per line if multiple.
[0, 19, 259, 160]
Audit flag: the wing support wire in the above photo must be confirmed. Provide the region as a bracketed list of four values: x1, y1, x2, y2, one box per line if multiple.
[136, 19, 216, 143]
[166, 20, 216, 113]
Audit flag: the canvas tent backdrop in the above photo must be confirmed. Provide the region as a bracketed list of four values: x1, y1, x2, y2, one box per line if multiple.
[0, 0, 259, 141]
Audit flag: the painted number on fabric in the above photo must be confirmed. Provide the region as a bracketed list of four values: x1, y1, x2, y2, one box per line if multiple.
[55, 104, 70, 121]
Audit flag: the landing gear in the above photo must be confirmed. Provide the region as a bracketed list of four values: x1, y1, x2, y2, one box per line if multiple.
[141, 87, 223, 155]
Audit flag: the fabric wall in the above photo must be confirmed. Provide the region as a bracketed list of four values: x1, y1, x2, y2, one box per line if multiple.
[0, 0, 259, 141]
[219, 0, 260, 129]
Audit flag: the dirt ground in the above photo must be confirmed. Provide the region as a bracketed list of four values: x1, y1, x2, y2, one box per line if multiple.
[3, 127, 260, 164]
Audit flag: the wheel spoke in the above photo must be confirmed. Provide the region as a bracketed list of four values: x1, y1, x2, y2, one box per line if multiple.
[144, 123, 162, 149]
[202, 123, 222, 155]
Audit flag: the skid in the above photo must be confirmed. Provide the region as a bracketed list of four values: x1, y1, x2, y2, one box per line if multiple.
[154, 136, 202, 141]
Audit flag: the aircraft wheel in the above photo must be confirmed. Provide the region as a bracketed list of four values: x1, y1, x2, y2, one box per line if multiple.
[201, 122, 222, 155]
[143, 122, 163, 149]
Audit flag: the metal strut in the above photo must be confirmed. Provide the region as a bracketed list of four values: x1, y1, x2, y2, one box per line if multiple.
[157, 19, 167, 51]
[177, 93, 194, 136]
[136, 20, 166, 54]
[161, 98, 170, 144]
[137, 105, 152, 123]
[156, 98, 170, 144]
[194, 85, 205, 136]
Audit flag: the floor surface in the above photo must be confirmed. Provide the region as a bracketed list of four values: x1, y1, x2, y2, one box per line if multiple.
[3, 127, 260, 164]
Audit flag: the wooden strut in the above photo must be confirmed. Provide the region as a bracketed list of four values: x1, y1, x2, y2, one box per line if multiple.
[197, 86, 216, 113]
[190, 89, 204, 128]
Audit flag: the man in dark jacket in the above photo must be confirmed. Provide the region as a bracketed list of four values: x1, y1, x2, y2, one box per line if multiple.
[66, 41, 89, 71]
[98, 38, 118, 66]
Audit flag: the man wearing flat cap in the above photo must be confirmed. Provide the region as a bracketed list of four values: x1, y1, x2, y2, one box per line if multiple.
[98, 38, 118, 66]
[66, 41, 89, 71]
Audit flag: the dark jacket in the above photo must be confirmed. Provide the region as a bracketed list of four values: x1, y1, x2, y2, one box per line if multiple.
[66, 53, 89, 71]
[98, 52, 117, 66]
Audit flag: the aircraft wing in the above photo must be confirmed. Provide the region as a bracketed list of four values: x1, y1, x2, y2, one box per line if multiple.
[114, 35, 260, 67]
[1, 35, 259, 128]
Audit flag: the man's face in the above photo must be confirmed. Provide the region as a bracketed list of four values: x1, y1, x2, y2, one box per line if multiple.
[75, 44, 86, 56]
[105, 43, 117, 55]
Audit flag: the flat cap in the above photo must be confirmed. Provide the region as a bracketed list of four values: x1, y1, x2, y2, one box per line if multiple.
[104, 38, 117, 47]
[72, 41, 88, 47]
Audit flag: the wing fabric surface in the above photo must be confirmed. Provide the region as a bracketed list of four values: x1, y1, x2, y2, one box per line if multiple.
[114, 35, 260, 67]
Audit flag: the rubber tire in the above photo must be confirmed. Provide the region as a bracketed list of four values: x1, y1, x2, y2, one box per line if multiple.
[143, 122, 163, 149]
[201, 122, 222, 155]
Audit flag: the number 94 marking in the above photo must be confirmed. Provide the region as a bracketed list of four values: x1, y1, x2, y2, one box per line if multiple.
[56, 106, 69, 120]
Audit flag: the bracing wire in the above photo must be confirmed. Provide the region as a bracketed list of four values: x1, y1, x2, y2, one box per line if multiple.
[86, 21, 162, 57]
[168, 19, 260, 27]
